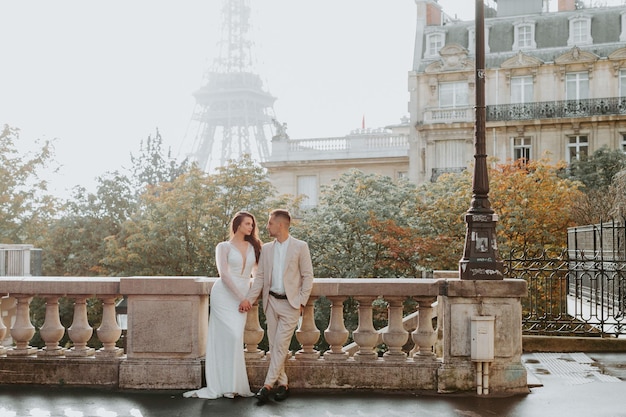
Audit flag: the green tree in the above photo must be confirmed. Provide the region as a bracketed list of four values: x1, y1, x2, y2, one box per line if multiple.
[41, 128, 190, 276]
[129, 129, 190, 194]
[42, 172, 135, 276]
[565, 147, 626, 224]
[0, 125, 58, 245]
[103, 156, 293, 276]
[297, 170, 418, 278]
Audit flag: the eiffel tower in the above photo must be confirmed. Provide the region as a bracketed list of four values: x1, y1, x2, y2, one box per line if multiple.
[186, 0, 277, 171]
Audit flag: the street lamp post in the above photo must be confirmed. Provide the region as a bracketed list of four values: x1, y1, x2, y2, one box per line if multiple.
[459, 0, 504, 280]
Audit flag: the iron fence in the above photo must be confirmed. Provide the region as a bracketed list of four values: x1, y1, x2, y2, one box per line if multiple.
[487, 96, 626, 122]
[504, 220, 626, 336]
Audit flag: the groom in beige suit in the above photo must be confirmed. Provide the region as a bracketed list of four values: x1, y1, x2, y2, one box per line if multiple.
[239, 209, 314, 403]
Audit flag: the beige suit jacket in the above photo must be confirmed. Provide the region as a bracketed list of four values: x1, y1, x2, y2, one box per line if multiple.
[246, 236, 314, 311]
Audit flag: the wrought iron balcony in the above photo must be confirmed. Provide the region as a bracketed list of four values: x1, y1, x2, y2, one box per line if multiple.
[487, 97, 626, 121]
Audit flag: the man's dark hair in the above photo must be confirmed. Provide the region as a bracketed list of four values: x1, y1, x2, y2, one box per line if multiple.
[270, 209, 291, 224]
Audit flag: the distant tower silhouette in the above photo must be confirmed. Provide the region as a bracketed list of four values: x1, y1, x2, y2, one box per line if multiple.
[186, 0, 276, 171]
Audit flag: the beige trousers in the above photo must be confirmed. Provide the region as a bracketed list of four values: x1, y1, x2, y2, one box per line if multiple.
[264, 295, 300, 387]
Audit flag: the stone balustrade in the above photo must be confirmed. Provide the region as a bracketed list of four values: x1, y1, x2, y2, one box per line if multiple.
[0, 276, 528, 395]
[268, 133, 409, 162]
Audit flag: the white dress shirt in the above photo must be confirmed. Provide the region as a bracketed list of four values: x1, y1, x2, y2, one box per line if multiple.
[269, 237, 290, 294]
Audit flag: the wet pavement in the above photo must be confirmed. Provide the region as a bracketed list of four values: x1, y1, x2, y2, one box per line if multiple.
[0, 352, 624, 417]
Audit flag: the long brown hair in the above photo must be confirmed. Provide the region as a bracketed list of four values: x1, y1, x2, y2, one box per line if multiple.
[231, 211, 262, 263]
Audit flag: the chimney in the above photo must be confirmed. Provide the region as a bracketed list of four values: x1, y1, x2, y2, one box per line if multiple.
[558, 0, 576, 11]
[426, 1, 442, 26]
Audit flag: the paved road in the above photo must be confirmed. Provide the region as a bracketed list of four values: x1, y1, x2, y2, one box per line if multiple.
[0, 353, 624, 417]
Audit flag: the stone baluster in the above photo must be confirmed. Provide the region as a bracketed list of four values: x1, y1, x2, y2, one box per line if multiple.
[7, 295, 37, 356]
[96, 297, 123, 357]
[295, 297, 320, 360]
[38, 296, 66, 357]
[66, 296, 95, 357]
[352, 296, 379, 361]
[0, 297, 7, 356]
[412, 297, 437, 359]
[244, 300, 265, 359]
[323, 296, 349, 361]
[382, 296, 408, 361]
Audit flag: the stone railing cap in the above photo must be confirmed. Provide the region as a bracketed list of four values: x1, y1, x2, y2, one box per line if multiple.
[120, 276, 212, 295]
[0, 277, 120, 296]
[442, 279, 527, 298]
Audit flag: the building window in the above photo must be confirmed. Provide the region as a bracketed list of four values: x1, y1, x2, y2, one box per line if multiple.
[566, 72, 589, 101]
[513, 22, 536, 51]
[513, 137, 531, 162]
[621, 12, 626, 42]
[621, 133, 626, 152]
[567, 135, 588, 162]
[467, 27, 490, 55]
[297, 175, 318, 211]
[425, 32, 445, 58]
[439, 81, 469, 108]
[568, 16, 592, 46]
[620, 69, 626, 97]
[510, 76, 533, 104]
[397, 171, 408, 181]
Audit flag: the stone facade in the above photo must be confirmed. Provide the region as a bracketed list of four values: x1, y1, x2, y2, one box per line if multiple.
[411, 0, 626, 184]
[265, 0, 626, 207]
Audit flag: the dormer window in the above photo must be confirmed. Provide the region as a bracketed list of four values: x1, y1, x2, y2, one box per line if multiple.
[425, 29, 446, 58]
[467, 26, 490, 55]
[513, 21, 536, 51]
[568, 15, 592, 46]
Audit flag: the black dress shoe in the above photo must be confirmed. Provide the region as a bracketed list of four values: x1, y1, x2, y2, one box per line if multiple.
[255, 386, 271, 403]
[274, 385, 290, 402]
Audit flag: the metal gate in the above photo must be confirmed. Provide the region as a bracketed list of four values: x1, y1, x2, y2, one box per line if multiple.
[504, 220, 626, 336]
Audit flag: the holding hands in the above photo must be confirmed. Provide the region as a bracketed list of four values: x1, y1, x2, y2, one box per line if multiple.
[239, 299, 252, 313]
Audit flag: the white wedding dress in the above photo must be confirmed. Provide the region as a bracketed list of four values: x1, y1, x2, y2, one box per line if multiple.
[184, 241, 255, 399]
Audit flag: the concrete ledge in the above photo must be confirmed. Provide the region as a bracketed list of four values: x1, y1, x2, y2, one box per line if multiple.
[119, 359, 202, 390]
[244, 357, 441, 391]
[523, 335, 626, 352]
[0, 357, 120, 388]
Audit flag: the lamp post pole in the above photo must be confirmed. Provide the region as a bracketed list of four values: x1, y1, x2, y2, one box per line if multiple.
[459, 0, 504, 280]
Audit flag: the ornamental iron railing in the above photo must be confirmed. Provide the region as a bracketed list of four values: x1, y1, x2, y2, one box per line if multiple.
[487, 97, 626, 121]
[505, 219, 626, 336]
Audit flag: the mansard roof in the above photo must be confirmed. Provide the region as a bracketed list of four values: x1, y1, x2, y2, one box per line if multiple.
[415, 6, 626, 73]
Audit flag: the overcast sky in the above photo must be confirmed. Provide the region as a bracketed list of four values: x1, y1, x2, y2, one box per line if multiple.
[0, 0, 608, 197]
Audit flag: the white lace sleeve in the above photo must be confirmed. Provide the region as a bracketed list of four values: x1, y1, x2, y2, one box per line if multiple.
[215, 242, 246, 301]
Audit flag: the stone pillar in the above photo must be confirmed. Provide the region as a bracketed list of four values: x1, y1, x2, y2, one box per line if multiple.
[352, 296, 379, 361]
[0, 295, 16, 348]
[118, 277, 210, 389]
[412, 296, 437, 360]
[382, 297, 408, 361]
[96, 296, 123, 358]
[244, 300, 265, 359]
[295, 297, 320, 360]
[437, 279, 528, 395]
[7, 295, 37, 356]
[38, 296, 66, 357]
[323, 296, 349, 361]
[66, 296, 95, 357]
[0, 300, 5, 355]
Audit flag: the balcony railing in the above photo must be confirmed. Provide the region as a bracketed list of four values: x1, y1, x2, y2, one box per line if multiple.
[487, 97, 626, 121]
[0, 276, 527, 394]
[268, 130, 409, 162]
[421, 106, 474, 124]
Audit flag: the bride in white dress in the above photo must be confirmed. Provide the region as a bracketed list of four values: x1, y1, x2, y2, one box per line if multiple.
[184, 211, 262, 399]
